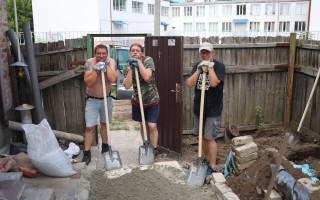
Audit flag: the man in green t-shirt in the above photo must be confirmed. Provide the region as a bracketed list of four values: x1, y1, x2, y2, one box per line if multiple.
[123, 43, 160, 155]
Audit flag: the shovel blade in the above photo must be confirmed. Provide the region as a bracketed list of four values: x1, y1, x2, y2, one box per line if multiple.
[186, 161, 208, 186]
[103, 151, 122, 170]
[139, 143, 154, 165]
[288, 132, 300, 146]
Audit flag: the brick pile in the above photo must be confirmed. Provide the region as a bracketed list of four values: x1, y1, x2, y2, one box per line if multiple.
[231, 135, 258, 171]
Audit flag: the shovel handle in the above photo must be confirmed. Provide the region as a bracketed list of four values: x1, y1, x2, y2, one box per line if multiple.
[135, 68, 148, 142]
[101, 72, 111, 145]
[297, 68, 320, 132]
[198, 72, 206, 158]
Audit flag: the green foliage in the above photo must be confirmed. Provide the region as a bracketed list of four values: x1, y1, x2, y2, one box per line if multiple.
[298, 32, 313, 41]
[6, 0, 34, 32]
[255, 105, 264, 130]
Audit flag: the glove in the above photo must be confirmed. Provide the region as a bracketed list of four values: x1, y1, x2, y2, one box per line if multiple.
[197, 61, 214, 73]
[94, 61, 109, 73]
[127, 58, 138, 69]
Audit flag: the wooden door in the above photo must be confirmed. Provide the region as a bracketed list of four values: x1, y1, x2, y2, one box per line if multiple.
[145, 36, 184, 154]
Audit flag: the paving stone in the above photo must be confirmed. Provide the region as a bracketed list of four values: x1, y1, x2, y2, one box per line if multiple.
[234, 152, 258, 164]
[236, 159, 257, 170]
[0, 171, 23, 181]
[212, 173, 226, 183]
[231, 135, 253, 146]
[213, 183, 232, 197]
[21, 188, 55, 200]
[263, 189, 282, 200]
[233, 142, 258, 157]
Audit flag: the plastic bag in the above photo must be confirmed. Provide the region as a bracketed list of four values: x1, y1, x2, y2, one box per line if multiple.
[22, 119, 76, 177]
[271, 164, 309, 200]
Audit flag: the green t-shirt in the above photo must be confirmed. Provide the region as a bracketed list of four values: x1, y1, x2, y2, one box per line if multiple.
[124, 56, 159, 105]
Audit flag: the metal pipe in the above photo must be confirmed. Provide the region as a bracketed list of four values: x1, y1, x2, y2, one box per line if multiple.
[0, 68, 8, 127]
[23, 22, 46, 123]
[6, 29, 32, 90]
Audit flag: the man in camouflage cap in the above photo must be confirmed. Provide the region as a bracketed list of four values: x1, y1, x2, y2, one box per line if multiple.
[123, 43, 160, 155]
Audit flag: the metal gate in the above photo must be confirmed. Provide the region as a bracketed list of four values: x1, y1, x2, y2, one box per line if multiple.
[145, 36, 184, 154]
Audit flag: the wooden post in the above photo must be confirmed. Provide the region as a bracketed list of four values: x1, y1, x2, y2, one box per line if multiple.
[264, 133, 290, 200]
[284, 33, 296, 126]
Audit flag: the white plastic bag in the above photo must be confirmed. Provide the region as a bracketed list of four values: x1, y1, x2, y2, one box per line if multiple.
[22, 119, 76, 177]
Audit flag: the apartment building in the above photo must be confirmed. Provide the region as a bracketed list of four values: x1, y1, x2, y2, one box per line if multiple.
[169, 0, 310, 37]
[31, 0, 317, 42]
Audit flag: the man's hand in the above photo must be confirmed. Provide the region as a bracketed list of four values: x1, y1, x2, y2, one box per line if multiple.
[94, 61, 109, 73]
[127, 58, 138, 69]
[197, 61, 215, 73]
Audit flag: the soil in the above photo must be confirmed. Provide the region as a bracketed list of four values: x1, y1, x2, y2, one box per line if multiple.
[88, 100, 320, 200]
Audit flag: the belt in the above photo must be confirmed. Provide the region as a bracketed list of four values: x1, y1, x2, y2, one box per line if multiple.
[86, 95, 104, 100]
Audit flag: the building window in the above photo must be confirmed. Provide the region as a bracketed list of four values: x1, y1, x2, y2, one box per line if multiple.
[172, 7, 180, 17]
[113, 0, 126, 11]
[250, 22, 260, 32]
[209, 22, 218, 32]
[279, 21, 290, 32]
[265, 4, 275, 15]
[280, 3, 290, 15]
[148, 4, 154, 15]
[184, 6, 192, 16]
[197, 6, 205, 17]
[132, 1, 143, 14]
[196, 22, 205, 32]
[296, 3, 308, 15]
[295, 21, 306, 31]
[222, 22, 232, 32]
[161, 6, 169, 16]
[264, 22, 275, 32]
[209, 5, 218, 17]
[251, 4, 260, 16]
[236, 5, 246, 15]
[184, 23, 192, 32]
[222, 5, 232, 16]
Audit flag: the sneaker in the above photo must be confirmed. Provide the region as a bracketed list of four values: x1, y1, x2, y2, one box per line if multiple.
[206, 165, 214, 175]
[101, 143, 109, 154]
[82, 150, 91, 166]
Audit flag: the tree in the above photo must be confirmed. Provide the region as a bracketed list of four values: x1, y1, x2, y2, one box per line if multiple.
[6, 0, 33, 32]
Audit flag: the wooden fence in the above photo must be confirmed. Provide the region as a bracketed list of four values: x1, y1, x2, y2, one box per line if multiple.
[14, 36, 320, 141]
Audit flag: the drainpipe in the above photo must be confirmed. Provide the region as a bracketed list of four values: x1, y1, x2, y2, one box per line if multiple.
[6, 29, 32, 91]
[23, 23, 46, 123]
[0, 68, 8, 127]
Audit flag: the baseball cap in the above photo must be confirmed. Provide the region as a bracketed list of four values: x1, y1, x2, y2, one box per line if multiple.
[199, 42, 213, 53]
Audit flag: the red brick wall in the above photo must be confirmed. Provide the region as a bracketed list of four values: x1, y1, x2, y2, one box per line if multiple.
[0, 0, 13, 112]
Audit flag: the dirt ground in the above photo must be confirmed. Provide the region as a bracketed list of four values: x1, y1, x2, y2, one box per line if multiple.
[88, 100, 320, 200]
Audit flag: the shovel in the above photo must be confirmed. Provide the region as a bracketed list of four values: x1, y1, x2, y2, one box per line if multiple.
[289, 68, 320, 146]
[187, 72, 208, 186]
[134, 67, 155, 165]
[101, 70, 122, 170]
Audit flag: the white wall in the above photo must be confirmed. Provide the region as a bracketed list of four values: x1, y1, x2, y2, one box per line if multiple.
[309, 0, 320, 31]
[32, 0, 100, 33]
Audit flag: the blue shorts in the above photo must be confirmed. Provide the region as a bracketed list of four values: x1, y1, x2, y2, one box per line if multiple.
[193, 114, 221, 140]
[85, 97, 113, 127]
[132, 104, 160, 123]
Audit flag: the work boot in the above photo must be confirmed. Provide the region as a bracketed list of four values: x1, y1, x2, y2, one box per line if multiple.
[101, 143, 109, 154]
[153, 147, 158, 162]
[82, 150, 91, 166]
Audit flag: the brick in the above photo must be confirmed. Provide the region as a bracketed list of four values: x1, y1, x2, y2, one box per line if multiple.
[0, 172, 23, 181]
[234, 152, 258, 164]
[212, 172, 226, 183]
[213, 183, 232, 197]
[233, 142, 258, 157]
[21, 188, 55, 200]
[236, 159, 256, 170]
[222, 191, 240, 200]
[231, 135, 253, 146]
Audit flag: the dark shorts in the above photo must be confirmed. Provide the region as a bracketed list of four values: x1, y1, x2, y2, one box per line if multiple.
[132, 103, 160, 123]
